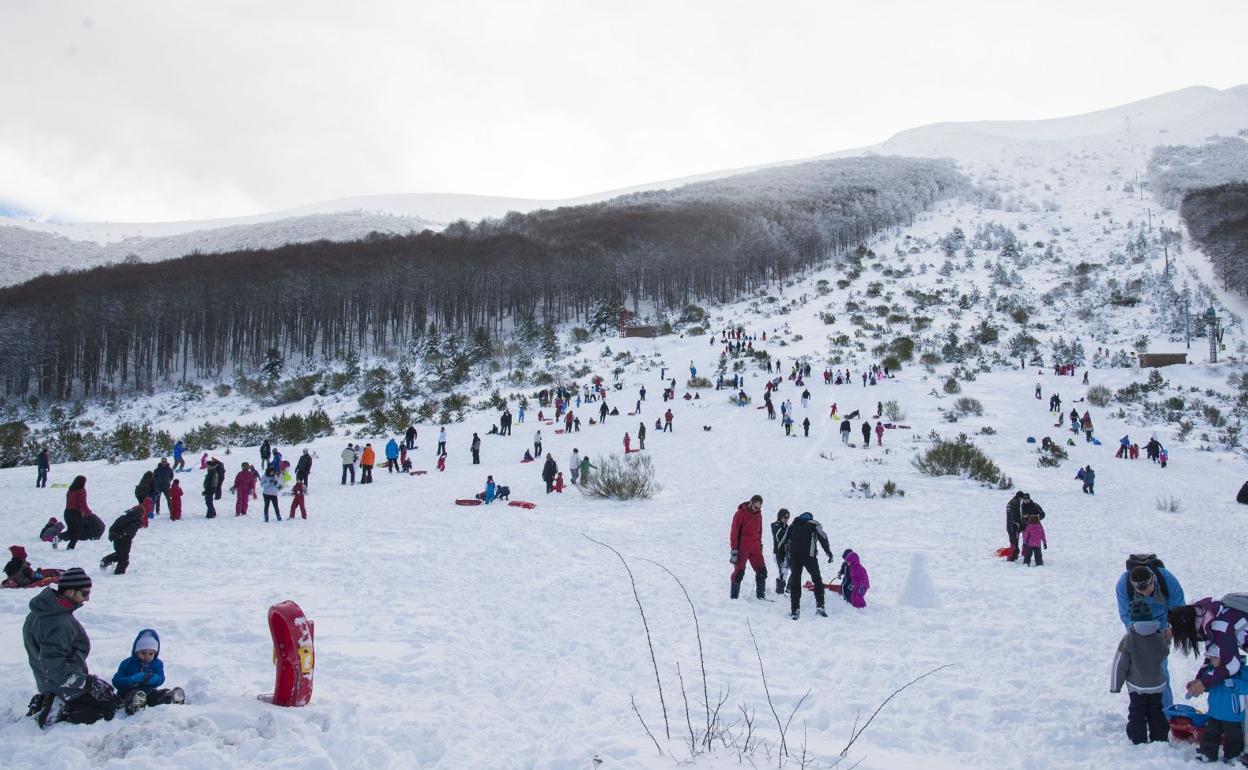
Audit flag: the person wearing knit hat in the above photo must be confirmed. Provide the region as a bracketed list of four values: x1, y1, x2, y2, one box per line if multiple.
[4, 545, 45, 587]
[23, 567, 122, 727]
[111, 628, 184, 714]
[1109, 599, 1171, 744]
[1113, 555, 1186, 708]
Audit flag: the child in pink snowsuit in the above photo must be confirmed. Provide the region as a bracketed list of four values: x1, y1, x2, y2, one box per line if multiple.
[1021, 514, 1047, 566]
[837, 548, 870, 608]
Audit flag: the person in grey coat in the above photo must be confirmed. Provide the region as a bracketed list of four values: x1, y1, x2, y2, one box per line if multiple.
[23, 568, 120, 727]
[1109, 599, 1171, 744]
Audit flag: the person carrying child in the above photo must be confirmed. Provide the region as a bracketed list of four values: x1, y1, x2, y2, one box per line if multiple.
[111, 629, 185, 715]
[1109, 600, 1171, 745]
[1020, 513, 1047, 566]
[100, 505, 144, 575]
[168, 479, 183, 521]
[289, 478, 307, 520]
[836, 548, 870, 608]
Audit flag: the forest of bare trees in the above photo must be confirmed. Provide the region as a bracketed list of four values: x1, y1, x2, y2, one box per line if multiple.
[0, 156, 967, 400]
[1181, 182, 1248, 294]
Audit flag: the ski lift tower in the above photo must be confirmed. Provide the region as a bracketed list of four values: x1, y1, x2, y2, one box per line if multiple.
[1205, 307, 1220, 363]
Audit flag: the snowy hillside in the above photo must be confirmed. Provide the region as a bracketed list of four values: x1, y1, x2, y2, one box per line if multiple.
[2, 85, 1248, 769]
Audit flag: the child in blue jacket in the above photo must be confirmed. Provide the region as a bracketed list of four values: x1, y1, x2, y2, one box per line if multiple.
[112, 629, 185, 714]
[1198, 657, 1246, 763]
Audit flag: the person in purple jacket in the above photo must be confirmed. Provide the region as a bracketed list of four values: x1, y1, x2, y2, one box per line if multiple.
[836, 549, 870, 608]
[1169, 594, 1248, 700]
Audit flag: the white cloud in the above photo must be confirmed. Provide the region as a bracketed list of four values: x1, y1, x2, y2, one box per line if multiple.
[1, 0, 1244, 221]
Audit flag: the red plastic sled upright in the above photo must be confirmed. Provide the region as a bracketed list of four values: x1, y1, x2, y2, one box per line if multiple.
[262, 600, 314, 707]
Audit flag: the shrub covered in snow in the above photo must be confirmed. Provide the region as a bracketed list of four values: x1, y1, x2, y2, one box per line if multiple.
[584, 453, 660, 500]
[914, 433, 1011, 488]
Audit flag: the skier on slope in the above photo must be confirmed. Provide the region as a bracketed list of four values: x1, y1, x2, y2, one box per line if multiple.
[729, 495, 768, 601]
[777, 512, 833, 619]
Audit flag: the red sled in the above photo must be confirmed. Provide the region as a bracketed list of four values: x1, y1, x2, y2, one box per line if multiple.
[521, 457, 535, 463]
[455, 499, 483, 506]
[554, 429, 565, 434]
[508, 501, 537, 509]
[995, 546, 1016, 559]
[2, 568, 62, 589]
[260, 600, 314, 707]
[802, 581, 841, 592]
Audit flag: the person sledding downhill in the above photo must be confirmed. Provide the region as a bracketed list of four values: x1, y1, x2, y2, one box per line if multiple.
[728, 495, 768, 601]
[778, 512, 834, 619]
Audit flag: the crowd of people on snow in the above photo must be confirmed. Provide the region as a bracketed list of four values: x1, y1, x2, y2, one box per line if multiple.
[13, 325, 1248, 760]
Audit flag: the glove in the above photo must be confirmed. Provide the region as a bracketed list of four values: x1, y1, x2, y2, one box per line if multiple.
[1043, 543, 1047, 549]
[827, 555, 834, 564]
[729, 549, 739, 564]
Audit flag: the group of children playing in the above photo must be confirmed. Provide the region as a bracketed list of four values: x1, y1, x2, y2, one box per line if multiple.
[1111, 599, 1245, 763]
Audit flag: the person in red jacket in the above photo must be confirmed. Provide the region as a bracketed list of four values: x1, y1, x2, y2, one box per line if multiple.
[289, 480, 307, 520]
[664, 409, 674, 432]
[729, 495, 768, 600]
[874, 421, 885, 446]
[167, 480, 183, 521]
[230, 463, 257, 516]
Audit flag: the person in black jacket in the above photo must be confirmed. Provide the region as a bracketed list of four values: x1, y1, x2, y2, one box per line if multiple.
[778, 512, 833, 619]
[770, 509, 791, 594]
[134, 471, 156, 516]
[541, 453, 558, 494]
[100, 506, 144, 575]
[860, 421, 871, 448]
[259, 439, 271, 470]
[203, 459, 221, 518]
[1005, 491, 1024, 562]
[404, 425, 418, 450]
[36, 447, 50, 488]
[152, 458, 174, 514]
[295, 450, 313, 490]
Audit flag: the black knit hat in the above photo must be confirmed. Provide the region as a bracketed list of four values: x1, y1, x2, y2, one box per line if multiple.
[57, 567, 92, 591]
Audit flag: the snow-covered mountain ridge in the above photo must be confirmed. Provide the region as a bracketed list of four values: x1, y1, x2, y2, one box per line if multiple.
[4, 85, 1244, 288]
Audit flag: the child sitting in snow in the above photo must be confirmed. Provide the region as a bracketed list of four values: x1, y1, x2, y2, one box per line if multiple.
[1109, 600, 1170, 744]
[39, 517, 64, 547]
[3, 545, 45, 587]
[111, 629, 185, 714]
[1197, 655, 1246, 762]
[836, 548, 870, 608]
[1020, 513, 1047, 566]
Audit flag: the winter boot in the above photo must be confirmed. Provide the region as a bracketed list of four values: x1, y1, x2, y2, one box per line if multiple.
[169, 687, 186, 705]
[125, 689, 147, 716]
[775, 577, 785, 595]
[730, 580, 741, 600]
[26, 694, 44, 717]
[815, 606, 827, 617]
[755, 576, 767, 600]
[37, 695, 65, 729]
[790, 608, 800, 620]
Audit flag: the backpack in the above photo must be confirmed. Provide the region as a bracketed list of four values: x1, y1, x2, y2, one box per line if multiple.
[1222, 593, 1248, 614]
[1125, 554, 1170, 601]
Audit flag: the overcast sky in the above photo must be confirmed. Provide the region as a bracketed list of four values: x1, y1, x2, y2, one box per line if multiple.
[1, 0, 1244, 223]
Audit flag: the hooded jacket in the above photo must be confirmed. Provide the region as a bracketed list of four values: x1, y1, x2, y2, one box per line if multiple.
[776, 512, 831, 562]
[1193, 597, 1248, 689]
[729, 502, 763, 553]
[1109, 621, 1169, 694]
[23, 587, 91, 698]
[360, 446, 376, 466]
[109, 507, 144, 543]
[385, 439, 400, 460]
[112, 628, 165, 692]
[295, 452, 312, 476]
[770, 519, 789, 557]
[260, 472, 282, 497]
